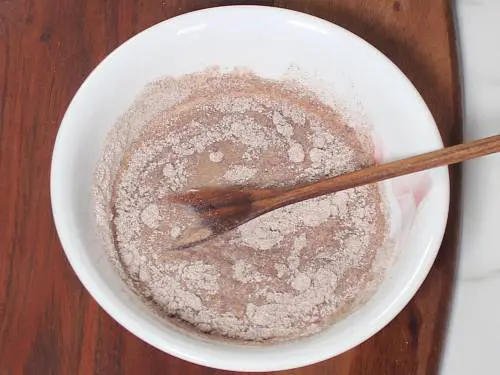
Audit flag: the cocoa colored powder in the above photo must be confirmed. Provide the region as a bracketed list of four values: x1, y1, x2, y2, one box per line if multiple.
[94, 69, 392, 343]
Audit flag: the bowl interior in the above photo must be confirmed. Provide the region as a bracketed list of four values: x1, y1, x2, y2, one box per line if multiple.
[51, 6, 449, 372]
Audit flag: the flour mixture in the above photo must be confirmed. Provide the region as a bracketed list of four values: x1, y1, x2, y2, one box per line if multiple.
[94, 69, 392, 342]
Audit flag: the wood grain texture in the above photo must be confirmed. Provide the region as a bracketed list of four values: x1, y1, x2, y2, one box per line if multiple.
[0, 0, 462, 374]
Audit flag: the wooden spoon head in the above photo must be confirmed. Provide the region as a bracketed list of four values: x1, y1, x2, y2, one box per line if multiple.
[167, 186, 269, 249]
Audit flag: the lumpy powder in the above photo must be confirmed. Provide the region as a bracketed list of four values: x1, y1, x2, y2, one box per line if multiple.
[94, 69, 392, 343]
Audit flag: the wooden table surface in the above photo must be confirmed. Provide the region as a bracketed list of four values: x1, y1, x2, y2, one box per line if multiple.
[0, 1, 462, 374]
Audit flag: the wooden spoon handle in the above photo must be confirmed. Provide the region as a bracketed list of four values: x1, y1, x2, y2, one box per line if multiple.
[268, 134, 500, 208]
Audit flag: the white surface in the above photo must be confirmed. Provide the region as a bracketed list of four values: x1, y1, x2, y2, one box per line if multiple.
[51, 6, 449, 372]
[442, 0, 500, 374]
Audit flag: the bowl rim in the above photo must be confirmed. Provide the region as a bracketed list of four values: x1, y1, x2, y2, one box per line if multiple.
[51, 5, 449, 371]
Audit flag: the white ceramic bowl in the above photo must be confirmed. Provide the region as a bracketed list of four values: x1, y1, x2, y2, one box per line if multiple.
[51, 6, 449, 372]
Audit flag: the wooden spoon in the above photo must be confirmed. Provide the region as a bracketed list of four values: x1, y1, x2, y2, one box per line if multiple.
[169, 134, 500, 249]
